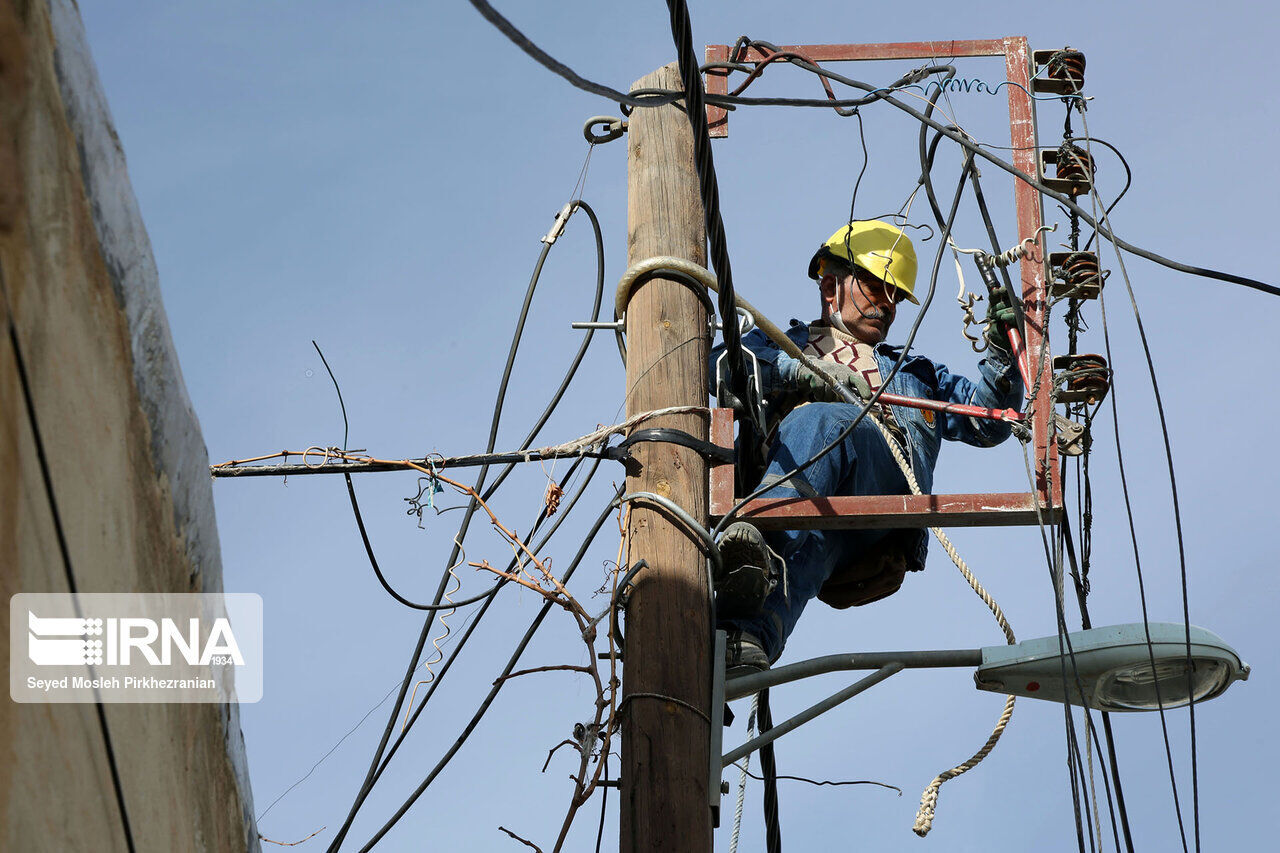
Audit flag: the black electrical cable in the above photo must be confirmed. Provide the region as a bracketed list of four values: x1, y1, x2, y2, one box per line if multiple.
[1062, 514, 1135, 853]
[967, 165, 1021, 314]
[353, 489, 624, 852]
[328, 199, 606, 848]
[759, 688, 782, 853]
[725, 38, 938, 114]
[361, 452, 607, 799]
[467, 6, 1275, 299]
[714, 65, 970, 536]
[254, 456, 599, 825]
[1073, 113, 1199, 848]
[1020, 446, 1110, 853]
[710, 58, 1275, 298]
[937, 105, 1154, 853]
[1078, 137, 1132, 252]
[963, 158, 1123, 853]
[993, 244, 1091, 852]
[341, 479, 504, 610]
[715, 136, 972, 535]
[475, 199, 607, 502]
[467, 0, 678, 109]
[846, 106, 869, 221]
[1056, 527, 1116, 853]
[461, 12, 1236, 840]
[1, 268, 139, 853]
[1001, 273, 1118, 853]
[1092, 198, 1202, 853]
[663, 0, 758, 480]
[594, 761, 609, 853]
[916, 66, 960, 226]
[311, 339, 504, 607]
[1056, 536, 1096, 853]
[1100, 300, 1190, 853]
[325, 200, 606, 612]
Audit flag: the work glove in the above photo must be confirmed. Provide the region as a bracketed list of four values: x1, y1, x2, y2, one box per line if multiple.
[794, 360, 872, 403]
[983, 287, 1019, 353]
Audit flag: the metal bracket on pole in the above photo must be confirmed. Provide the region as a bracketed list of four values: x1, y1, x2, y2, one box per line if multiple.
[712, 647, 985, 769]
[708, 629, 727, 827]
[721, 663, 904, 768]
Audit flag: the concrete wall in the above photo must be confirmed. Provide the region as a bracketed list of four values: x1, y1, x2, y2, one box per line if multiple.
[0, 1, 258, 849]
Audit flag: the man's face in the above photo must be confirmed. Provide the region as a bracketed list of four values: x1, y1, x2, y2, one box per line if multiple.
[820, 264, 906, 344]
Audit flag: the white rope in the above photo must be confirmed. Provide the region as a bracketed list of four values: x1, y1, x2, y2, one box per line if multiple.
[727, 694, 759, 853]
[912, 695, 1016, 836]
[855, 412, 1018, 836]
[651, 255, 1021, 836]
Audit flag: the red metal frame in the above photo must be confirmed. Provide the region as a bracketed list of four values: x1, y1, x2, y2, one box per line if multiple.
[704, 37, 1060, 529]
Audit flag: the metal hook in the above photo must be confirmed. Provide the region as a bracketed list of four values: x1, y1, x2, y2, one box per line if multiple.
[583, 115, 627, 145]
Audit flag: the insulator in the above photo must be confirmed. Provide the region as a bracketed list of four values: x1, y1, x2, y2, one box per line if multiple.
[1046, 49, 1086, 90]
[1053, 353, 1110, 405]
[1055, 143, 1095, 194]
[1031, 47, 1087, 95]
[1049, 252, 1104, 300]
[1065, 252, 1103, 298]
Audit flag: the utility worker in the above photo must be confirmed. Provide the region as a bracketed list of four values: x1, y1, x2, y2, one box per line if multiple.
[712, 220, 1022, 673]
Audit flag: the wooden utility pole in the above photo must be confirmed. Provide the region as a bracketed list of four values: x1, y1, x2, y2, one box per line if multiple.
[620, 63, 713, 853]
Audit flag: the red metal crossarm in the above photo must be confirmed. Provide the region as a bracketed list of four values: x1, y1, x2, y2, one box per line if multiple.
[703, 37, 1061, 527]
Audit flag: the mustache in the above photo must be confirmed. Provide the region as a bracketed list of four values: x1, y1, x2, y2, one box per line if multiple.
[855, 305, 892, 322]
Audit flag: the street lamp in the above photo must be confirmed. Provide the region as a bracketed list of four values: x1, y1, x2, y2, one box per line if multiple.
[974, 622, 1249, 711]
[712, 622, 1249, 821]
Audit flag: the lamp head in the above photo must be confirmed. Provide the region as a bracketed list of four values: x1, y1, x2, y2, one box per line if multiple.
[975, 623, 1249, 712]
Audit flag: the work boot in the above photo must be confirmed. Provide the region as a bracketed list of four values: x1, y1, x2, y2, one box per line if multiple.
[724, 629, 770, 676]
[715, 522, 778, 619]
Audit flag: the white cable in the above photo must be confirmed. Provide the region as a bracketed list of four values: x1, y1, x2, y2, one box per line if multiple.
[948, 237, 988, 352]
[950, 224, 1056, 267]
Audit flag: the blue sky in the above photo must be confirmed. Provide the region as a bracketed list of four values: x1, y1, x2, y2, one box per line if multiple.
[80, 2, 1277, 851]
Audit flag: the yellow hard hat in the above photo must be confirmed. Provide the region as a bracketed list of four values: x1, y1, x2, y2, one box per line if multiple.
[807, 220, 919, 304]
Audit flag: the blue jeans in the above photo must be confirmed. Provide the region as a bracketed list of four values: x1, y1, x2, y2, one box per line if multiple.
[722, 403, 911, 661]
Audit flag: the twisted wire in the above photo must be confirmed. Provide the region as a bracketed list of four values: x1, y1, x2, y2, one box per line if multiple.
[401, 538, 467, 732]
[728, 694, 760, 853]
[662, 0, 763, 479]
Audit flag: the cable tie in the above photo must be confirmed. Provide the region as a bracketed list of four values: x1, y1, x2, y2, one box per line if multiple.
[425, 459, 442, 510]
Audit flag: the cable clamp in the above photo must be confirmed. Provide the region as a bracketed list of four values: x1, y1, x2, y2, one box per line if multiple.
[540, 202, 574, 245]
[901, 65, 934, 86]
[1053, 414, 1088, 456]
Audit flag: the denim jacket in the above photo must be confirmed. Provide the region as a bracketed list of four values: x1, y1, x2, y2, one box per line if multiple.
[712, 320, 1024, 570]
